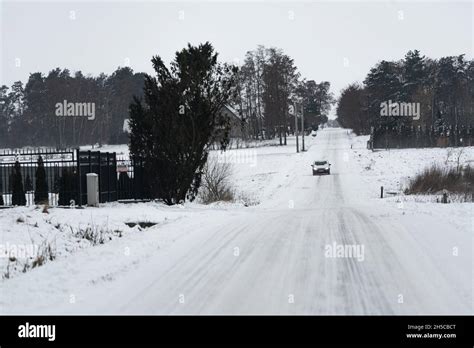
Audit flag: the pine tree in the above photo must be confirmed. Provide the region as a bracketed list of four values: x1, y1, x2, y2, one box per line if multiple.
[11, 161, 26, 206]
[401, 50, 427, 101]
[34, 156, 49, 204]
[22, 73, 47, 146]
[364, 60, 404, 127]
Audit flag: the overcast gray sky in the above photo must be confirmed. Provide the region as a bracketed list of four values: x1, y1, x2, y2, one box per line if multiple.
[1, 0, 472, 117]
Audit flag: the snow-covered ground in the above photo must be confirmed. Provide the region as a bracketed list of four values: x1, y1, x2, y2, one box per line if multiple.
[79, 137, 280, 158]
[350, 133, 474, 198]
[0, 128, 472, 314]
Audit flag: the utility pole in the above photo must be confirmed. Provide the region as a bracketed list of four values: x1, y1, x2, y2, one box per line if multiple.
[301, 103, 305, 151]
[293, 101, 299, 153]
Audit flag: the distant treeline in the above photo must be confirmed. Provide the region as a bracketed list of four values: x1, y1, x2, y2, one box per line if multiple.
[336, 50, 473, 135]
[0, 67, 145, 148]
[0, 45, 336, 149]
[370, 124, 474, 149]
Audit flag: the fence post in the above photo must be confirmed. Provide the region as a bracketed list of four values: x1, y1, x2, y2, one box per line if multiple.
[112, 152, 117, 202]
[106, 152, 110, 202]
[380, 186, 384, 199]
[98, 151, 101, 203]
[76, 149, 82, 206]
[442, 190, 448, 204]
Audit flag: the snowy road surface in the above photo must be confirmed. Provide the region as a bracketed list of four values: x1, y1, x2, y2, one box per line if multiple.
[1, 128, 472, 314]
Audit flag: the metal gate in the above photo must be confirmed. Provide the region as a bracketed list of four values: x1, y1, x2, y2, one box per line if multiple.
[78, 151, 117, 205]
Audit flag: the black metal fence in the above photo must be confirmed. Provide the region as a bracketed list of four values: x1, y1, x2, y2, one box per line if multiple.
[0, 149, 76, 206]
[116, 156, 150, 201]
[369, 125, 474, 149]
[0, 148, 148, 207]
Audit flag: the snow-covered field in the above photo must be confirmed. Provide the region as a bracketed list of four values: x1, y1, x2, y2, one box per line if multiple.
[350, 132, 474, 198]
[0, 128, 472, 314]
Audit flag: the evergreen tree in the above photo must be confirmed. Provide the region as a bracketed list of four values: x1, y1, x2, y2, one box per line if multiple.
[34, 156, 49, 204]
[58, 168, 77, 206]
[25, 174, 33, 192]
[401, 50, 427, 101]
[336, 83, 369, 135]
[21, 73, 48, 145]
[364, 60, 404, 127]
[104, 67, 146, 144]
[11, 161, 26, 206]
[129, 42, 237, 205]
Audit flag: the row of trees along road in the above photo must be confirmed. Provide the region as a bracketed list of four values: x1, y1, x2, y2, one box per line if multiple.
[233, 45, 335, 143]
[337, 50, 474, 135]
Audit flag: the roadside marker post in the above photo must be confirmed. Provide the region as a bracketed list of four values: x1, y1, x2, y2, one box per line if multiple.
[301, 103, 305, 152]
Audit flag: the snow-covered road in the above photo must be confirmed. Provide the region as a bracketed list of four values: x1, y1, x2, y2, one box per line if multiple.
[1, 129, 472, 314]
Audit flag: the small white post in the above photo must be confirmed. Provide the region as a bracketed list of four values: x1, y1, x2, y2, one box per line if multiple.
[86, 173, 99, 207]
